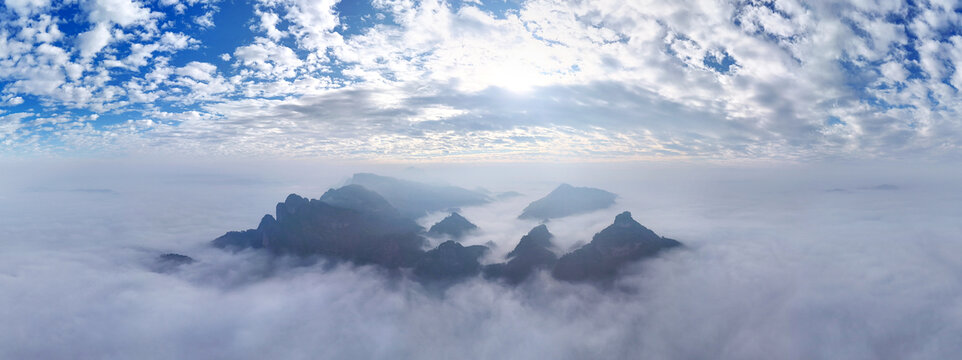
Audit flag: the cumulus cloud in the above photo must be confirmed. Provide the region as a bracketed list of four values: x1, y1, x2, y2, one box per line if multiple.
[3, 0, 49, 16]
[83, 0, 153, 27]
[176, 61, 217, 81]
[194, 10, 214, 28]
[77, 22, 112, 58]
[1, 0, 962, 160]
[233, 38, 303, 79]
[0, 161, 961, 358]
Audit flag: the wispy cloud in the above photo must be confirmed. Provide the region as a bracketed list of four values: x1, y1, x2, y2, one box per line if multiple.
[1, 1, 961, 160]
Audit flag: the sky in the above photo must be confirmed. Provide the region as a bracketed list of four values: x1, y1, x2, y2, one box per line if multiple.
[1, 0, 962, 160]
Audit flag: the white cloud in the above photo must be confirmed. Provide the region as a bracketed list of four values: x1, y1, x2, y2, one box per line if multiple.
[255, 9, 284, 40]
[159, 31, 194, 50]
[3, 0, 962, 160]
[0, 112, 31, 145]
[122, 32, 194, 68]
[280, 0, 343, 50]
[77, 22, 112, 58]
[16, 14, 63, 43]
[123, 42, 159, 67]
[83, 0, 153, 27]
[879, 61, 908, 84]
[175, 61, 216, 81]
[194, 10, 214, 28]
[34, 43, 68, 65]
[233, 38, 303, 79]
[0, 162, 961, 358]
[3, 0, 50, 16]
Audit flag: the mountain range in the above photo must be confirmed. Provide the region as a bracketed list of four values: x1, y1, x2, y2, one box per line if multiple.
[519, 183, 617, 220]
[184, 174, 682, 285]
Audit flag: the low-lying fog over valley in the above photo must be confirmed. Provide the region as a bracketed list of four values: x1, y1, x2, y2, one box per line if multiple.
[1, 160, 959, 359]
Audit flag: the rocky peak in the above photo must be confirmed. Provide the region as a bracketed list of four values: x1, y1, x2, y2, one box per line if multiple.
[428, 212, 479, 238]
[347, 173, 490, 219]
[613, 211, 635, 226]
[507, 224, 553, 259]
[414, 240, 488, 282]
[319, 184, 399, 217]
[519, 184, 617, 220]
[552, 211, 681, 283]
[485, 224, 558, 284]
[276, 194, 309, 221]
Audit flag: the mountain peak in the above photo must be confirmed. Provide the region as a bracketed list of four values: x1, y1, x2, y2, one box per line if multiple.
[347, 173, 490, 219]
[519, 184, 616, 220]
[428, 212, 478, 238]
[276, 193, 310, 222]
[614, 211, 635, 225]
[446, 212, 468, 222]
[284, 193, 307, 206]
[414, 240, 488, 283]
[525, 224, 552, 243]
[319, 184, 399, 217]
[508, 224, 553, 259]
[485, 224, 558, 284]
[552, 211, 681, 282]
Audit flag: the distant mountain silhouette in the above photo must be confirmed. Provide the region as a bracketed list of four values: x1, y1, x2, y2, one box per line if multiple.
[347, 173, 489, 219]
[553, 212, 681, 282]
[319, 184, 401, 218]
[484, 225, 557, 284]
[152, 253, 195, 273]
[862, 184, 899, 191]
[208, 181, 680, 286]
[428, 213, 478, 238]
[211, 224, 267, 250]
[414, 241, 488, 283]
[213, 186, 426, 268]
[519, 184, 616, 220]
[496, 191, 523, 199]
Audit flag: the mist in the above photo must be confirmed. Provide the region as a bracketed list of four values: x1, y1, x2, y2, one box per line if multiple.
[1, 159, 961, 359]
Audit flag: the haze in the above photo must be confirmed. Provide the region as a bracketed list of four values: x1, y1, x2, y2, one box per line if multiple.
[0, 160, 959, 359]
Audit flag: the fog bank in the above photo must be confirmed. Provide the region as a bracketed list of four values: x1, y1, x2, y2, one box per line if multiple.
[1, 160, 960, 359]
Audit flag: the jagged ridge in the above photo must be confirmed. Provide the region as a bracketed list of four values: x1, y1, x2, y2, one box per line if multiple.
[519, 184, 617, 220]
[428, 212, 478, 238]
[210, 182, 680, 285]
[484, 224, 558, 284]
[552, 211, 681, 282]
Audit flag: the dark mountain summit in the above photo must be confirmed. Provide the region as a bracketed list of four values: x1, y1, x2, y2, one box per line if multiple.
[208, 182, 680, 286]
[428, 212, 478, 238]
[212, 226, 265, 250]
[152, 253, 195, 273]
[519, 184, 616, 220]
[319, 184, 401, 218]
[347, 173, 490, 219]
[213, 186, 426, 268]
[414, 241, 488, 283]
[553, 212, 681, 282]
[485, 224, 558, 284]
[159, 253, 195, 264]
[506, 225, 553, 258]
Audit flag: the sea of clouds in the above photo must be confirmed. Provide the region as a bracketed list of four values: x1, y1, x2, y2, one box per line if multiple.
[0, 159, 960, 359]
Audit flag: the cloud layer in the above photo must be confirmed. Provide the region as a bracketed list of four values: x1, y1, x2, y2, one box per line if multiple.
[1, 161, 960, 358]
[2, 0, 962, 159]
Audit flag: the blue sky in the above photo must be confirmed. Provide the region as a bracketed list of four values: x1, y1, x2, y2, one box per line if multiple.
[1, 0, 961, 160]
